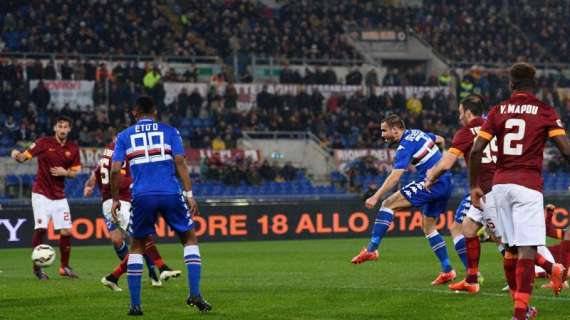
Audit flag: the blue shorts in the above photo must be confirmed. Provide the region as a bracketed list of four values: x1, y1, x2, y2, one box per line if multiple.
[454, 193, 471, 224]
[129, 194, 194, 238]
[400, 175, 452, 218]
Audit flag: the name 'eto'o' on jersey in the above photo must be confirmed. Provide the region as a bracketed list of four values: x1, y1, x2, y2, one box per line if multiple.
[393, 129, 444, 179]
[112, 118, 186, 198]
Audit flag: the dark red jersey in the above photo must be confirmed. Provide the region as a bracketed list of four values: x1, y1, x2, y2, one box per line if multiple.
[24, 137, 81, 200]
[96, 141, 131, 202]
[449, 117, 497, 193]
[479, 92, 565, 192]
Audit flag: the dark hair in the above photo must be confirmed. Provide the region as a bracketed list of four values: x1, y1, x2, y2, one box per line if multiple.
[510, 62, 536, 90]
[460, 94, 485, 116]
[54, 115, 72, 126]
[382, 113, 406, 129]
[135, 95, 156, 114]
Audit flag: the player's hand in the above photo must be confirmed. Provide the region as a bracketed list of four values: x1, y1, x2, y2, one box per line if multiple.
[365, 195, 379, 209]
[545, 203, 556, 213]
[50, 166, 69, 177]
[11, 149, 20, 160]
[424, 176, 435, 191]
[186, 196, 200, 216]
[111, 200, 121, 223]
[84, 186, 93, 197]
[470, 187, 485, 210]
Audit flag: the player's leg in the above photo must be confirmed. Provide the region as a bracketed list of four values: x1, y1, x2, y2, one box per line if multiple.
[143, 236, 182, 281]
[449, 194, 470, 270]
[52, 198, 76, 278]
[31, 193, 49, 280]
[162, 194, 211, 312]
[126, 195, 159, 316]
[422, 213, 455, 285]
[561, 229, 570, 282]
[351, 190, 410, 264]
[448, 216, 482, 292]
[103, 199, 129, 260]
[102, 255, 128, 292]
[535, 246, 555, 278]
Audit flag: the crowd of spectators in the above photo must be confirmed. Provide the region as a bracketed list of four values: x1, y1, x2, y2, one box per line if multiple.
[201, 157, 299, 186]
[3, 56, 570, 155]
[3, 0, 570, 64]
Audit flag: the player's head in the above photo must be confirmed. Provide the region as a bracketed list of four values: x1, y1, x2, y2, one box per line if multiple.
[510, 62, 536, 92]
[380, 114, 406, 143]
[132, 95, 157, 120]
[53, 115, 72, 141]
[459, 94, 485, 126]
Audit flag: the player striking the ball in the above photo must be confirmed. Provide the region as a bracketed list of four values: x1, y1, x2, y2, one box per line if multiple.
[111, 96, 211, 315]
[12, 116, 80, 280]
[84, 135, 181, 291]
[469, 63, 570, 319]
[352, 114, 456, 285]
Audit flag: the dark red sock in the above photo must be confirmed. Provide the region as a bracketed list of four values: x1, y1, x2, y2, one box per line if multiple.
[111, 255, 129, 279]
[144, 238, 165, 268]
[561, 240, 570, 281]
[465, 236, 480, 284]
[32, 228, 46, 248]
[535, 253, 553, 275]
[503, 252, 518, 298]
[59, 235, 71, 268]
[32, 229, 47, 270]
[514, 258, 535, 320]
[548, 244, 561, 262]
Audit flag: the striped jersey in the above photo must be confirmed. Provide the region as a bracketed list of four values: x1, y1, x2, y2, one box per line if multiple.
[393, 129, 443, 179]
[112, 118, 185, 197]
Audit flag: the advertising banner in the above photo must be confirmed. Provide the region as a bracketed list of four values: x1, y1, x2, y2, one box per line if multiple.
[2, 198, 568, 248]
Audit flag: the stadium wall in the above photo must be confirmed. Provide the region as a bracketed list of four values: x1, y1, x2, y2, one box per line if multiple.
[2, 197, 569, 248]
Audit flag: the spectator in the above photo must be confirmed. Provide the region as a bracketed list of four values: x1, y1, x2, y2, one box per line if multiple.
[60, 59, 74, 80]
[281, 162, 297, 181]
[212, 135, 226, 150]
[365, 69, 379, 87]
[406, 95, 423, 116]
[189, 89, 203, 117]
[30, 81, 51, 111]
[345, 68, 363, 85]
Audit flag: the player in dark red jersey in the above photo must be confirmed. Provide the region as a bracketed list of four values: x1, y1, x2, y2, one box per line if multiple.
[470, 63, 570, 319]
[425, 94, 498, 293]
[11, 116, 81, 280]
[426, 95, 560, 294]
[84, 138, 181, 291]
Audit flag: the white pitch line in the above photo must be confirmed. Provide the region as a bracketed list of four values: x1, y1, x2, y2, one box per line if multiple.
[390, 286, 570, 302]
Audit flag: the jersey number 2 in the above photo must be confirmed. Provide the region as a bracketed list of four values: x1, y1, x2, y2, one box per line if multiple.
[504, 119, 525, 156]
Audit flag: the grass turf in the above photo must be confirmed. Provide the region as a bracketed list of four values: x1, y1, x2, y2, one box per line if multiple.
[0, 237, 568, 320]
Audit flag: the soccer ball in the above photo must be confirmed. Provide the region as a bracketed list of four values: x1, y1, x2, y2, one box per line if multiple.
[32, 244, 56, 267]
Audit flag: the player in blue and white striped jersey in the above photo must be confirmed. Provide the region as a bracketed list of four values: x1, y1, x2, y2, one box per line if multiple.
[351, 114, 456, 285]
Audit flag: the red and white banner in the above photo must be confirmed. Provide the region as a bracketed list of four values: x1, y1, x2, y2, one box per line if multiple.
[334, 149, 396, 172]
[29, 80, 94, 110]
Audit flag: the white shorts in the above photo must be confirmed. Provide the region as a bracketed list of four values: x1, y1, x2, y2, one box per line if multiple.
[102, 199, 131, 232]
[31, 192, 72, 230]
[465, 190, 501, 237]
[492, 184, 545, 247]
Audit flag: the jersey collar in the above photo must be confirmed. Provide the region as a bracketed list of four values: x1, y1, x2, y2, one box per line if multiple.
[399, 129, 410, 144]
[137, 118, 154, 123]
[511, 91, 535, 99]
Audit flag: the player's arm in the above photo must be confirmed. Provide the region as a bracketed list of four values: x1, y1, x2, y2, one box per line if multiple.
[84, 170, 97, 197]
[551, 135, 570, 162]
[425, 152, 459, 189]
[174, 155, 199, 215]
[171, 128, 199, 215]
[468, 136, 489, 209]
[434, 135, 445, 150]
[364, 169, 405, 209]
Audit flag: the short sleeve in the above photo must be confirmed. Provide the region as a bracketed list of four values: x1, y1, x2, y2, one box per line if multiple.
[25, 138, 46, 158]
[170, 128, 185, 156]
[545, 107, 566, 138]
[112, 132, 127, 162]
[448, 129, 471, 158]
[70, 148, 81, 171]
[479, 106, 497, 141]
[393, 143, 412, 170]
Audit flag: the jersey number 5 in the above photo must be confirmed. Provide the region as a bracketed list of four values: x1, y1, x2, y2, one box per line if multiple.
[504, 119, 525, 156]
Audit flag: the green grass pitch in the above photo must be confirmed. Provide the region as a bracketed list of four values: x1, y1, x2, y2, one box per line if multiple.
[0, 237, 568, 319]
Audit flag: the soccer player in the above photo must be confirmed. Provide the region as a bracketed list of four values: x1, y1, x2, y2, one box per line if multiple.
[469, 63, 570, 319]
[425, 94, 497, 293]
[351, 114, 456, 285]
[110, 96, 211, 315]
[11, 116, 80, 280]
[83, 138, 181, 291]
